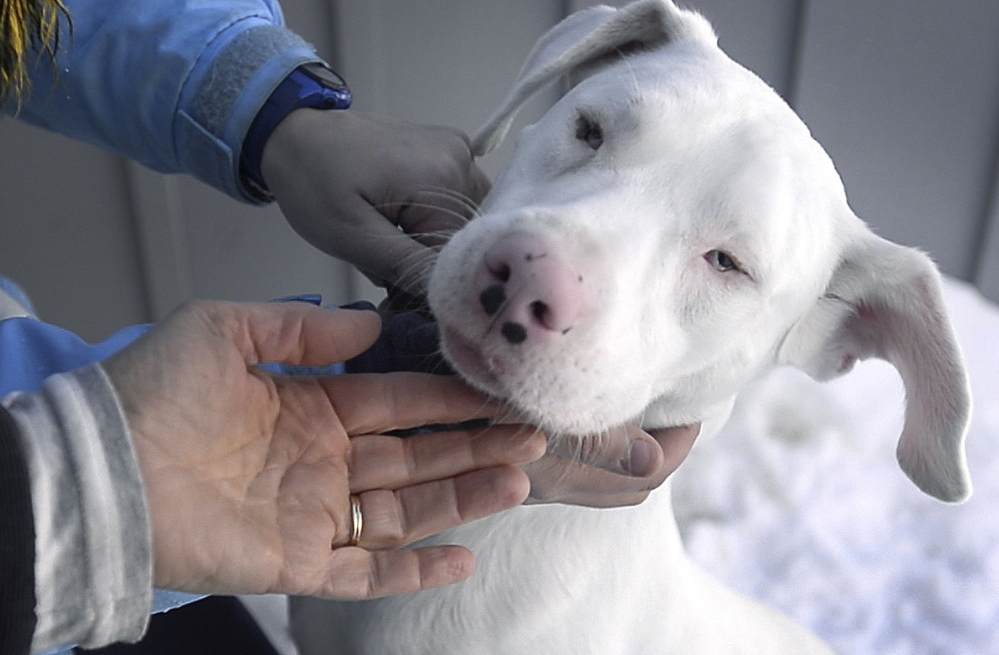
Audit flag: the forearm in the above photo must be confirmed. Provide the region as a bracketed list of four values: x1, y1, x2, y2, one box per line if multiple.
[0, 405, 36, 655]
[12, 0, 322, 202]
[3, 365, 151, 653]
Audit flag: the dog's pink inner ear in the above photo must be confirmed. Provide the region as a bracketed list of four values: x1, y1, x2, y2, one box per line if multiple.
[782, 236, 971, 503]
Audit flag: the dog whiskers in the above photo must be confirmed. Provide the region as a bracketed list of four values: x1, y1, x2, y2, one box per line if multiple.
[415, 186, 484, 218]
[374, 200, 476, 228]
[373, 185, 484, 225]
[392, 253, 436, 294]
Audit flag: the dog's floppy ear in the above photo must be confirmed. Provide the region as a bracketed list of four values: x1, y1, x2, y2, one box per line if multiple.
[779, 234, 972, 503]
[471, 0, 715, 156]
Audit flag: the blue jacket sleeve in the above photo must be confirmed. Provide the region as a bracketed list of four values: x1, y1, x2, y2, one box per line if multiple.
[0, 319, 150, 397]
[0, 305, 449, 397]
[10, 0, 322, 203]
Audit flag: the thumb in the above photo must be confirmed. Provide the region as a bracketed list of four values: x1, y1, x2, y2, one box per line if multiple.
[547, 424, 665, 478]
[227, 303, 384, 368]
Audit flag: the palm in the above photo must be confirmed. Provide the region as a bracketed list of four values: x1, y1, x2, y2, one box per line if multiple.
[104, 302, 543, 600]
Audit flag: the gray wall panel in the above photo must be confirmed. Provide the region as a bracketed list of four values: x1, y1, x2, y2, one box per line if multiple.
[336, 0, 563, 163]
[172, 176, 355, 307]
[976, 170, 999, 299]
[685, 0, 803, 99]
[0, 120, 148, 340]
[793, 0, 999, 283]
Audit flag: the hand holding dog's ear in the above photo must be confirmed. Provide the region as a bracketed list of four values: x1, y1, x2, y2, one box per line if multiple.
[261, 109, 491, 295]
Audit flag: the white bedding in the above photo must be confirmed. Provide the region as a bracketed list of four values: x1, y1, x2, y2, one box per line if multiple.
[673, 276, 999, 654]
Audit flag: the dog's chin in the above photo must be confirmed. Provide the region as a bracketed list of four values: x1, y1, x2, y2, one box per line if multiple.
[438, 324, 502, 392]
[440, 323, 647, 436]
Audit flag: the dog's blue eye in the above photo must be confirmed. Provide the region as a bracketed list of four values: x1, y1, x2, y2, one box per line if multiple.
[575, 115, 603, 150]
[706, 250, 739, 272]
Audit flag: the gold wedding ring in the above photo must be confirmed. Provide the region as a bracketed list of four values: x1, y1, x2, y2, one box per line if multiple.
[348, 494, 363, 547]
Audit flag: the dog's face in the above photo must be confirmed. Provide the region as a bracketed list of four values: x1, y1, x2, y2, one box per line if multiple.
[428, 0, 971, 503]
[433, 43, 847, 432]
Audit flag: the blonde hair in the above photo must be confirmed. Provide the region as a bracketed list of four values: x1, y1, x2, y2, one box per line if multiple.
[0, 0, 70, 108]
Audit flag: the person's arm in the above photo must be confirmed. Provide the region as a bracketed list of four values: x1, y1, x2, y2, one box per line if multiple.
[13, 0, 489, 294]
[0, 303, 545, 653]
[0, 405, 37, 655]
[0, 317, 155, 652]
[13, 0, 318, 203]
[4, 366, 153, 653]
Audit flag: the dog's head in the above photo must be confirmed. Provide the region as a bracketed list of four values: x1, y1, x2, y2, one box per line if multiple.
[427, 0, 971, 502]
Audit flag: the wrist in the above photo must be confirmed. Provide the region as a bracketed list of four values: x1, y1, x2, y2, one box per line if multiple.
[258, 107, 351, 199]
[240, 62, 352, 200]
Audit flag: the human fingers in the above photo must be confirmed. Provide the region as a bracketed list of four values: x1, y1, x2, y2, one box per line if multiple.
[648, 424, 701, 478]
[525, 425, 700, 507]
[371, 156, 491, 293]
[337, 121, 489, 293]
[522, 454, 656, 507]
[348, 424, 545, 491]
[319, 371, 503, 434]
[546, 424, 665, 477]
[322, 545, 476, 599]
[547, 424, 700, 479]
[170, 301, 383, 368]
[334, 465, 531, 551]
[372, 124, 489, 236]
[264, 110, 489, 294]
[389, 161, 492, 246]
[328, 197, 443, 294]
[329, 178, 488, 295]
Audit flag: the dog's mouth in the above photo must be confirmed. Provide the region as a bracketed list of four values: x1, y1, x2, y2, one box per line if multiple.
[439, 324, 503, 389]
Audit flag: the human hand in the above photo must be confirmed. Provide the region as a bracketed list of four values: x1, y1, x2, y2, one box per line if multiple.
[102, 302, 544, 600]
[261, 109, 491, 294]
[522, 424, 700, 507]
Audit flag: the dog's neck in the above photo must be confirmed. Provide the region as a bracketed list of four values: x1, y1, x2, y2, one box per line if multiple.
[298, 403, 832, 654]
[407, 480, 692, 648]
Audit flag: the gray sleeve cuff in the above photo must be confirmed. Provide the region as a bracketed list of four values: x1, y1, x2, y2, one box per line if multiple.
[176, 22, 322, 203]
[4, 364, 152, 652]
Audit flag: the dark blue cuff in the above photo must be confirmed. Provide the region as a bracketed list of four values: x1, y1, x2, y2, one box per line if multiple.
[342, 302, 452, 375]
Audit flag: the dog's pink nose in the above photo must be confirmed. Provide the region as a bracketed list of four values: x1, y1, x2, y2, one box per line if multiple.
[477, 234, 587, 344]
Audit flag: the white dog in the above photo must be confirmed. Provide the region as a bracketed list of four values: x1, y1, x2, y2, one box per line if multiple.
[292, 1, 971, 653]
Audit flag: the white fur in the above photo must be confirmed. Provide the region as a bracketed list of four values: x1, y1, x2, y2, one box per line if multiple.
[292, 1, 971, 652]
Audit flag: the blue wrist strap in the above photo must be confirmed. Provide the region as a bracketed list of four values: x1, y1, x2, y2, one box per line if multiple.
[240, 63, 352, 200]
